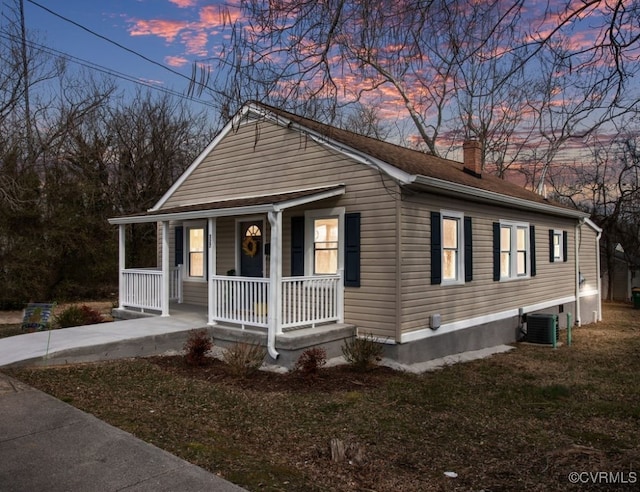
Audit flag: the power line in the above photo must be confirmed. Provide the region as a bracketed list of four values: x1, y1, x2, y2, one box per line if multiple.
[0, 30, 219, 110]
[25, 0, 217, 96]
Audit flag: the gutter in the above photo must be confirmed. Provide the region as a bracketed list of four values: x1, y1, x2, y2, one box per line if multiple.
[411, 175, 589, 219]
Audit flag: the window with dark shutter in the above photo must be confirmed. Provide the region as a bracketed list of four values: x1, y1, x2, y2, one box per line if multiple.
[174, 226, 184, 266]
[530, 225, 536, 277]
[493, 222, 501, 281]
[344, 213, 361, 287]
[291, 216, 305, 276]
[431, 212, 442, 285]
[464, 217, 473, 282]
[563, 230, 568, 262]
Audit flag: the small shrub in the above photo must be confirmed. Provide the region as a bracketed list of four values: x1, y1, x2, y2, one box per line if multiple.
[183, 329, 213, 366]
[293, 347, 327, 377]
[55, 305, 104, 328]
[341, 333, 384, 371]
[223, 341, 266, 377]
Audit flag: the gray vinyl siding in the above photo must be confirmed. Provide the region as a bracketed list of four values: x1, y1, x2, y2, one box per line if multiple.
[159, 118, 400, 339]
[400, 192, 579, 335]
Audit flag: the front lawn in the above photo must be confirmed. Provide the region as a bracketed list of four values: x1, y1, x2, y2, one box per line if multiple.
[7, 303, 640, 491]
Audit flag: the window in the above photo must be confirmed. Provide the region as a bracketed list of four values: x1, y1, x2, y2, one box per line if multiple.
[498, 222, 529, 280]
[187, 225, 205, 278]
[552, 231, 562, 261]
[549, 229, 567, 263]
[313, 217, 339, 274]
[431, 211, 472, 285]
[442, 214, 463, 282]
[305, 208, 345, 276]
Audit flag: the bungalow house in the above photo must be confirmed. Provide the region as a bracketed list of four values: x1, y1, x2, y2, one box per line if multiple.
[108, 102, 602, 366]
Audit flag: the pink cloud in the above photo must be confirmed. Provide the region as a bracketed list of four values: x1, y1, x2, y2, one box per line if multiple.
[169, 0, 197, 7]
[128, 19, 188, 42]
[165, 55, 189, 67]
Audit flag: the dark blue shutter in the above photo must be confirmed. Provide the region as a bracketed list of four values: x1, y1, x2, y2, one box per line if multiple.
[493, 222, 501, 281]
[464, 217, 473, 282]
[563, 230, 569, 262]
[530, 225, 537, 277]
[549, 229, 555, 262]
[291, 216, 305, 276]
[430, 212, 441, 285]
[344, 213, 361, 287]
[174, 226, 184, 266]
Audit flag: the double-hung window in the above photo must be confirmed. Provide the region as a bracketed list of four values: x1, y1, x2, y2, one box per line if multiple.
[550, 229, 567, 262]
[187, 224, 205, 278]
[499, 222, 529, 279]
[442, 212, 463, 283]
[305, 208, 345, 276]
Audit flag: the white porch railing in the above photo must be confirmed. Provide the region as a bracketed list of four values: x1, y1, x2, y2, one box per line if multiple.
[120, 269, 342, 329]
[211, 275, 270, 328]
[209, 274, 342, 329]
[281, 275, 341, 329]
[120, 266, 182, 311]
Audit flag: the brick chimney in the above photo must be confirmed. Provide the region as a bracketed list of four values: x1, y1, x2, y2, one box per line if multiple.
[463, 140, 482, 178]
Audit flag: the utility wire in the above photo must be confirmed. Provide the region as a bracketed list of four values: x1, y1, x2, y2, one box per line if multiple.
[0, 30, 219, 110]
[26, 0, 217, 96]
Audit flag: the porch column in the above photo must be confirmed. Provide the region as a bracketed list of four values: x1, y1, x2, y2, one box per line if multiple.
[207, 217, 217, 326]
[118, 224, 126, 310]
[267, 210, 282, 359]
[161, 221, 170, 316]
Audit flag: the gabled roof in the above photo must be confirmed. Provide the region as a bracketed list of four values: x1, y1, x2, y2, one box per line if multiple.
[149, 101, 586, 220]
[251, 102, 586, 218]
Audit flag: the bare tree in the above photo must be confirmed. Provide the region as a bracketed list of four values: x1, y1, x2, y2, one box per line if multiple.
[197, 0, 639, 180]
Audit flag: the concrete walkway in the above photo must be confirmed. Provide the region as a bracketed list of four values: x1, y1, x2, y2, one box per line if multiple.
[0, 372, 245, 491]
[0, 311, 208, 368]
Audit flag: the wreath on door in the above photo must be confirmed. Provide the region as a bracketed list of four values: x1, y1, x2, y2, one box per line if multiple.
[242, 236, 258, 257]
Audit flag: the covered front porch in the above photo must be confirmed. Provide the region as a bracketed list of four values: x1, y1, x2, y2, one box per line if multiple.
[108, 185, 350, 360]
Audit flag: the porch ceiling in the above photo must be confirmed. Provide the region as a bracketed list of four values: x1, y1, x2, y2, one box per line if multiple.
[108, 184, 345, 224]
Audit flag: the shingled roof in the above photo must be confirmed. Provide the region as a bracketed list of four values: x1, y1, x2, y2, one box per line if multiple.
[253, 102, 566, 208]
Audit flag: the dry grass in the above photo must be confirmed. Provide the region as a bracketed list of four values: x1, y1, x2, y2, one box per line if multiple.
[6, 302, 640, 491]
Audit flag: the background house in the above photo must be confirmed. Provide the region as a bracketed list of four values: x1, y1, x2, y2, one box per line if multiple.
[109, 102, 602, 366]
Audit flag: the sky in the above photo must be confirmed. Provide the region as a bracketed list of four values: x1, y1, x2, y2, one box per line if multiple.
[20, 0, 235, 113]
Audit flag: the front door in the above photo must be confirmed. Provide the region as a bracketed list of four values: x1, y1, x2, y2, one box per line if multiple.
[239, 220, 264, 277]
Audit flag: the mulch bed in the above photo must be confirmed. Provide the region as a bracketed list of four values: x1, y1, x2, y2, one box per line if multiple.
[146, 355, 399, 393]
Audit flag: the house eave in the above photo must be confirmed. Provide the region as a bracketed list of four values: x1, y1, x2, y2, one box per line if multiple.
[410, 175, 589, 219]
[246, 103, 413, 185]
[108, 185, 346, 225]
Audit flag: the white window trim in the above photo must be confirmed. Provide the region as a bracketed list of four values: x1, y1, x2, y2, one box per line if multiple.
[304, 207, 345, 276]
[441, 210, 465, 286]
[500, 220, 530, 281]
[184, 220, 206, 282]
[552, 229, 564, 262]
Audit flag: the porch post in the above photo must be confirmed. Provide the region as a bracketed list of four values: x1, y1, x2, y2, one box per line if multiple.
[161, 221, 170, 316]
[207, 217, 217, 326]
[267, 210, 282, 359]
[337, 268, 345, 323]
[118, 224, 126, 310]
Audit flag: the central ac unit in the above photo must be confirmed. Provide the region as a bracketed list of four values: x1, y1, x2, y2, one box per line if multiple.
[526, 314, 559, 344]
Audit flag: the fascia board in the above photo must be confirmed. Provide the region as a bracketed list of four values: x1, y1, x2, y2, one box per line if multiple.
[247, 104, 413, 184]
[411, 175, 589, 219]
[108, 185, 345, 225]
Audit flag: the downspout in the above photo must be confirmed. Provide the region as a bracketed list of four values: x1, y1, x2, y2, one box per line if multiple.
[267, 210, 282, 360]
[575, 221, 581, 326]
[595, 227, 602, 321]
